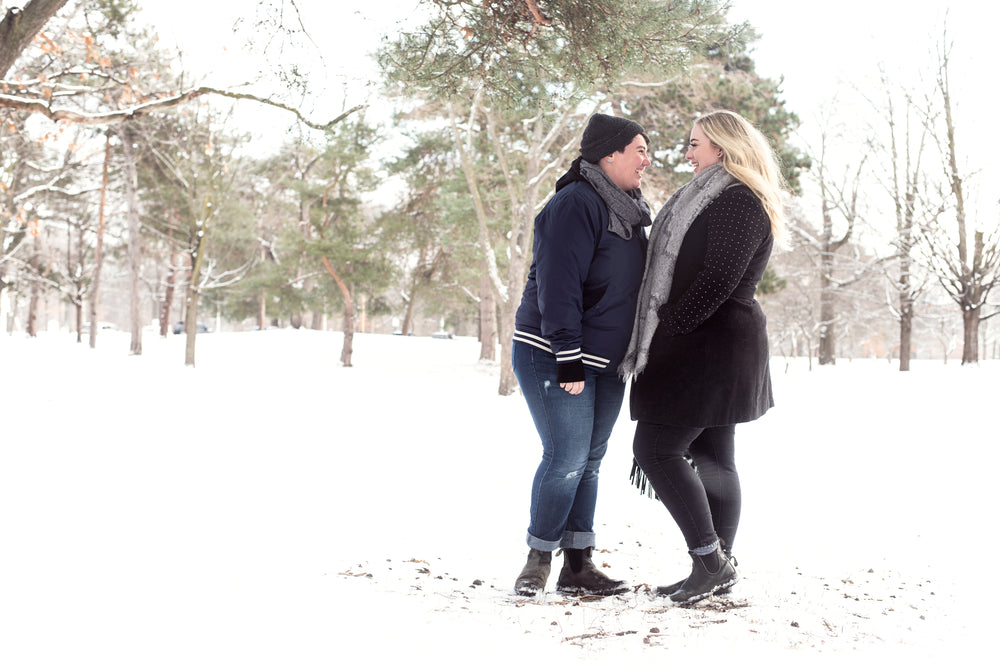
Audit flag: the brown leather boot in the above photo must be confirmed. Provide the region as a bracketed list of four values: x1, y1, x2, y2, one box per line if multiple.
[514, 548, 552, 596]
[555, 547, 628, 596]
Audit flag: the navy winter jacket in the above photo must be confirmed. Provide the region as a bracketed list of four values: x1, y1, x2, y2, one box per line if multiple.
[514, 181, 647, 383]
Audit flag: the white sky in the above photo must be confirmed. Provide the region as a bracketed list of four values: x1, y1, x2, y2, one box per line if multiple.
[730, 0, 1000, 234]
[136, 0, 1000, 219]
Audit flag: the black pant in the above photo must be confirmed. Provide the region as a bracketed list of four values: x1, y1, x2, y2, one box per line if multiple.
[632, 422, 741, 551]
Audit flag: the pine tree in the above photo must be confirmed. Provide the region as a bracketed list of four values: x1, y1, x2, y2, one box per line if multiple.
[379, 0, 743, 394]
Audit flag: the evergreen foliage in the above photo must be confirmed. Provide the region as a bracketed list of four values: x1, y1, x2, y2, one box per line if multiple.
[379, 0, 746, 110]
[625, 48, 810, 197]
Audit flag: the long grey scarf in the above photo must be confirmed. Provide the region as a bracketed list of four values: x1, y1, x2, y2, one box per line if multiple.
[579, 159, 652, 239]
[619, 164, 737, 378]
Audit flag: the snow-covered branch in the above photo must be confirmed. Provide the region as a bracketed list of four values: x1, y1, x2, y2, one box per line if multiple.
[0, 87, 366, 130]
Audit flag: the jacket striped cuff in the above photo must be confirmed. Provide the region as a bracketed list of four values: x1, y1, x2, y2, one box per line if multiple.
[513, 329, 611, 370]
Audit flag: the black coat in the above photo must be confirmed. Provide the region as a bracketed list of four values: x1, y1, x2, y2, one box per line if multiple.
[630, 185, 774, 427]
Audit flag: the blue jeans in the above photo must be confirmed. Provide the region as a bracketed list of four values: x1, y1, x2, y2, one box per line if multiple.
[512, 341, 627, 551]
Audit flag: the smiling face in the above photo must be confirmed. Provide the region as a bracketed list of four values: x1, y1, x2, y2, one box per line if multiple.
[686, 123, 722, 174]
[600, 134, 651, 191]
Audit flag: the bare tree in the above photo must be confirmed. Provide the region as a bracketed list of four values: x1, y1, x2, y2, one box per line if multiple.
[3, 0, 363, 358]
[793, 124, 887, 365]
[1, 0, 361, 132]
[920, 35, 1000, 364]
[447, 93, 587, 394]
[865, 70, 935, 371]
[120, 123, 143, 355]
[88, 132, 111, 348]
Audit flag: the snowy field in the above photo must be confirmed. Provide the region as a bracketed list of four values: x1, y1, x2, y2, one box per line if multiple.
[2, 328, 995, 666]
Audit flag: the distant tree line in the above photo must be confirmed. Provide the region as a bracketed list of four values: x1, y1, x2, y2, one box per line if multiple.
[2, 1, 996, 385]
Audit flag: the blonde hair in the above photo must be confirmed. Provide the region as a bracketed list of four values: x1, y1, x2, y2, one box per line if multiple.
[696, 110, 787, 240]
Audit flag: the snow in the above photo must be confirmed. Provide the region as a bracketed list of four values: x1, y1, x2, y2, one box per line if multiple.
[2, 329, 995, 665]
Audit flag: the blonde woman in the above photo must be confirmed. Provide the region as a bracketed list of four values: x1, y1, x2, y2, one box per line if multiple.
[620, 110, 786, 604]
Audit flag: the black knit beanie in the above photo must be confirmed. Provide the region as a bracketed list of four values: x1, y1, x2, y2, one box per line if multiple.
[579, 113, 647, 163]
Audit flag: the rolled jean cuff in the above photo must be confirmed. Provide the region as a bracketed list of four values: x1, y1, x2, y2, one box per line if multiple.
[526, 530, 596, 552]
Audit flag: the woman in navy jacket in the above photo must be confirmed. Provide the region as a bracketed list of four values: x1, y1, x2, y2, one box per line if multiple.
[512, 113, 651, 597]
[621, 110, 786, 604]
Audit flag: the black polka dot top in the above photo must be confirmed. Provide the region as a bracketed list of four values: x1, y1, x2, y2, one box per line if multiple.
[657, 185, 773, 336]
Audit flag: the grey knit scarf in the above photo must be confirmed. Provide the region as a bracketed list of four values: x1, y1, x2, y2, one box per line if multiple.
[619, 164, 738, 378]
[579, 159, 652, 239]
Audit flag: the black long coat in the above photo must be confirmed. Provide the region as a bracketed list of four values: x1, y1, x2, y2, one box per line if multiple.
[629, 185, 774, 427]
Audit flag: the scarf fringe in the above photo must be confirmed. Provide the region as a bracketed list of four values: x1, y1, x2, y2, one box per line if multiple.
[629, 458, 659, 500]
[629, 455, 699, 501]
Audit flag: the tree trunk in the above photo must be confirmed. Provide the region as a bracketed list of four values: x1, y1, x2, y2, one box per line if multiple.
[497, 301, 516, 395]
[5, 288, 18, 333]
[160, 250, 178, 337]
[184, 287, 200, 365]
[26, 230, 40, 337]
[0, 0, 71, 78]
[898, 300, 913, 371]
[401, 293, 415, 336]
[817, 238, 836, 365]
[89, 133, 111, 348]
[478, 274, 496, 361]
[73, 295, 82, 342]
[322, 256, 354, 366]
[817, 295, 835, 365]
[962, 306, 979, 365]
[341, 300, 355, 367]
[182, 211, 208, 367]
[358, 293, 367, 334]
[121, 124, 142, 356]
[184, 243, 206, 367]
[898, 246, 914, 371]
[67, 221, 81, 342]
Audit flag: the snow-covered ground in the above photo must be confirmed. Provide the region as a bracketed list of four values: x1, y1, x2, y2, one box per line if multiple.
[2, 329, 994, 665]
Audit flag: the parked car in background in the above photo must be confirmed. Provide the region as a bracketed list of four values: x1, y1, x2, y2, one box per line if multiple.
[173, 321, 210, 334]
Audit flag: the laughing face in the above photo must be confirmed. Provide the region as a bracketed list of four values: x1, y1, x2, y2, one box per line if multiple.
[601, 134, 651, 191]
[686, 123, 722, 174]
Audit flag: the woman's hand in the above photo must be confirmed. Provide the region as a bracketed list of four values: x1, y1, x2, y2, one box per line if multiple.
[560, 381, 585, 395]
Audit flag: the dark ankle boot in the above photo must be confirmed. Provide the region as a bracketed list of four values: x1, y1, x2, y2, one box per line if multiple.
[667, 544, 737, 603]
[654, 577, 687, 597]
[555, 547, 628, 596]
[515, 548, 552, 596]
[656, 543, 737, 597]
